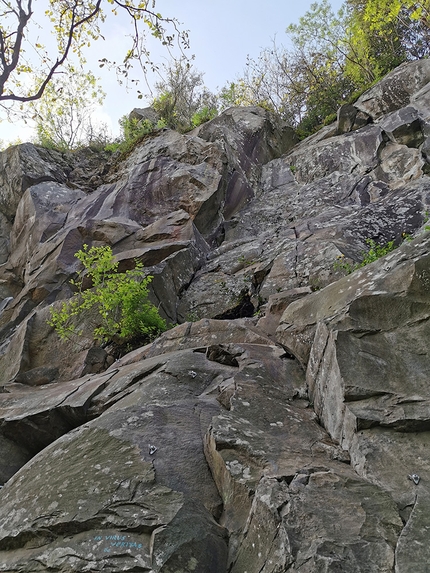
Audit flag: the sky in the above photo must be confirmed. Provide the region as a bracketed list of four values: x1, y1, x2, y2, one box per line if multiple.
[0, 0, 344, 146]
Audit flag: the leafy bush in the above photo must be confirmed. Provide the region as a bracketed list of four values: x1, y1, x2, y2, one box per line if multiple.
[48, 245, 166, 345]
[191, 106, 218, 127]
[104, 116, 159, 155]
[359, 238, 397, 266]
[334, 238, 397, 274]
[151, 58, 218, 132]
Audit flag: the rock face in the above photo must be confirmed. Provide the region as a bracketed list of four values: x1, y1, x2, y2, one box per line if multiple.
[0, 63, 430, 571]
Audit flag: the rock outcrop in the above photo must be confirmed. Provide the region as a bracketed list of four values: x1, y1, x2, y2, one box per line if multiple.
[0, 60, 430, 571]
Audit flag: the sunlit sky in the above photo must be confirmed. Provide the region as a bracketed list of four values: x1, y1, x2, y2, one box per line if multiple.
[0, 0, 343, 146]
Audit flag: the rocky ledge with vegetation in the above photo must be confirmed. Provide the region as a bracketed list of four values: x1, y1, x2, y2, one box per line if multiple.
[0, 59, 430, 572]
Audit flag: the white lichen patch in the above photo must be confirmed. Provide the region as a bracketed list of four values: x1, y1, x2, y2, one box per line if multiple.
[225, 460, 252, 482]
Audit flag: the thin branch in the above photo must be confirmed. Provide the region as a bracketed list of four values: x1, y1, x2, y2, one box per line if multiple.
[0, 0, 32, 96]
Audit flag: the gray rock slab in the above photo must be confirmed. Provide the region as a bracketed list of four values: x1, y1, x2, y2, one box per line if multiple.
[0, 369, 113, 454]
[0, 347, 237, 571]
[0, 144, 67, 221]
[355, 59, 430, 119]
[379, 106, 424, 147]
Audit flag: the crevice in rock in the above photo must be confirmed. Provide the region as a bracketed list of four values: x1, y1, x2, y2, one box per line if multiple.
[1, 410, 82, 456]
[0, 513, 156, 552]
[206, 345, 241, 367]
[398, 492, 418, 525]
[292, 226, 300, 283]
[276, 474, 296, 485]
[344, 390, 392, 402]
[394, 491, 419, 572]
[213, 295, 255, 320]
[251, 261, 273, 290]
[0, 372, 117, 459]
[350, 174, 373, 204]
[279, 349, 297, 360]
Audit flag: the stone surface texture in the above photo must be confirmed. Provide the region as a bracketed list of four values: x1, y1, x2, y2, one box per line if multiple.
[0, 64, 429, 571]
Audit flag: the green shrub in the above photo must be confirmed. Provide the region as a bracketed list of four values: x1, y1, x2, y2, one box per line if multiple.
[191, 106, 218, 127]
[48, 245, 166, 345]
[104, 116, 159, 155]
[360, 238, 397, 265]
[334, 238, 397, 275]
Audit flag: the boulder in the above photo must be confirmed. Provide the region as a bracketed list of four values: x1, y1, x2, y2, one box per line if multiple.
[0, 143, 67, 221]
[277, 232, 430, 572]
[194, 106, 298, 222]
[379, 106, 424, 147]
[355, 59, 430, 119]
[129, 106, 160, 125]
[337, 103, 372, 134]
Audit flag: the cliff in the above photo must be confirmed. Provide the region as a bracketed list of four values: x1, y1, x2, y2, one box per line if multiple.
[0, 59, 429, 572]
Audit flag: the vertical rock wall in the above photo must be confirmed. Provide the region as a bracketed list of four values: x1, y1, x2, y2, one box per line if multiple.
[0, 60, 430, 571]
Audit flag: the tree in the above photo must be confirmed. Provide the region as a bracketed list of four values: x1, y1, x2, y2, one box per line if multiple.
[30, 65, 106, 150]
[151, 58, 218, 132]
[285, 0, 363, 129]
[220, 0, 430, 138]
[219, 2, 357, 133]
[0, 0, 188, 113]
[344, 0, 430, 80]
[218, 45, 307, 125]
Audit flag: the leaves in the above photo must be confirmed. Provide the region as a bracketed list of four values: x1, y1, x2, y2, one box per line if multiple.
[0, 0, 188, 110]
[48, 245, 166, 345]
[219, 0, 430, 137]
[29, 65, 107, 150]
[151, 58, 218, 132]
[334, 238, 398, 274]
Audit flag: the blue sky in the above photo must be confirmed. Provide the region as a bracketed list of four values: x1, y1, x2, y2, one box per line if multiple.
[1, 0, 344, 145]
[162, 0, 345, 93]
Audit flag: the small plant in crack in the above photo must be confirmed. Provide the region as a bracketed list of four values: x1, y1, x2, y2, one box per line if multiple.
[333, 238, 398, 275]
[238, 255, 257, 267]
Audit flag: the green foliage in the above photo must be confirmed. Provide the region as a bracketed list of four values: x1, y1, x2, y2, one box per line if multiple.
[0, 136, 23, 151]
[152, 91, 178, 129]
[345, 0, 430, 80]
[151, 59, 218, 132]
[119, 115, 150, 142]
[218, 48, 299, 122]
[48, 245, 166, 345]
[359, 238, 397, 265]
[217, 80, 276, 113]
[218, 82, 244, 110]
[220, 0, 430, 138]
[333, 255, 356, 275]
[334, 238, 398, 274]
[237, 254, 257, 267]
[218, 2, 359, 135]
[105, 116, 159, 155]
[344, 0, 408, 86]
[191, 106, 218, 127]
[0, 1, 187, 116]
[30, 66, 107, 151]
